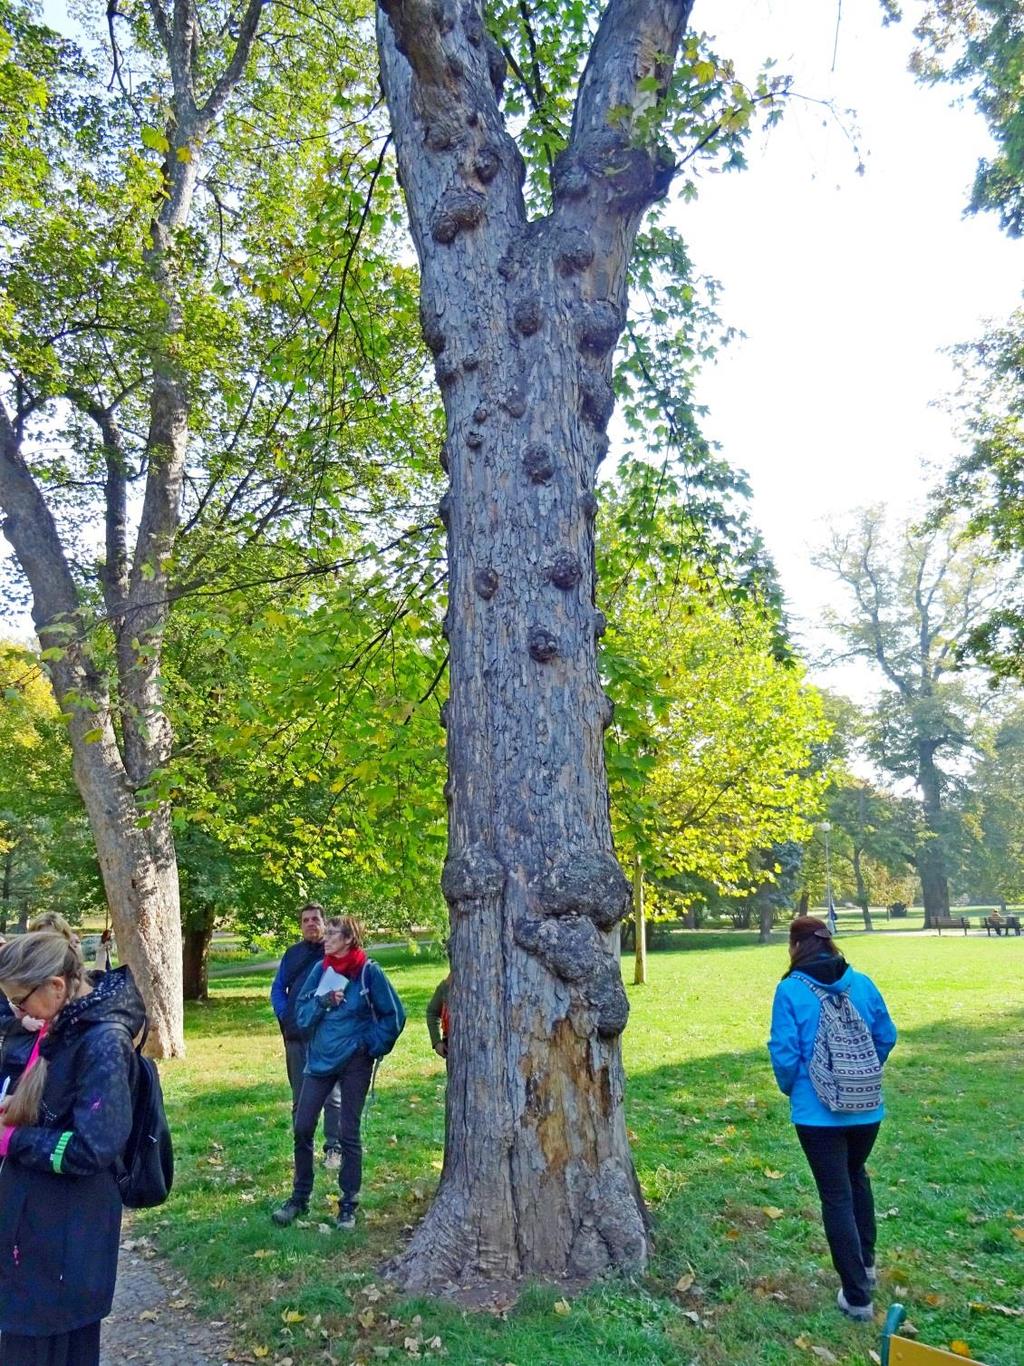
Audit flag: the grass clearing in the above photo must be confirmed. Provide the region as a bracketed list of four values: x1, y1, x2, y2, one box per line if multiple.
[141, 935, 1023, 1365]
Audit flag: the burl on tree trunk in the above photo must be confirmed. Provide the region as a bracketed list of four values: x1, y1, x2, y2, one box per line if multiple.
[376, 0, 695, 1290]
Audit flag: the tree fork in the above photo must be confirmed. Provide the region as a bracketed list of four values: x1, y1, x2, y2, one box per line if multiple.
[377, 0, 694, 1290]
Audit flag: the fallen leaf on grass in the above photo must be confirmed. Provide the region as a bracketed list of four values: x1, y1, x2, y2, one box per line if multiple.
[251, 1249, 273, 1259]
[949, 1342, 972, 1359]
[763, 1169, 784, 1180]
[361, 1285, 383, 1302]
[868, 1352, 882, 1365]
[168, 1299, 190, 1310]
[252, 1349, 269, 1360]
[794, 1335, 813, 1350]
[923, 1293, 944, 1306]
[680, 1310, 701, 1325]
[1011, 1227, 1024, 1243]
[552, 1298, 571, 1316]
[675, 1272, 695, 1293]
[724, 1228, 740, 1241]
[762, 1207, 785, 1220]
[358, 1308, 376, 1329]
[810, 1348, 837, 1364]
[138, 1310, 159, 1322]
[281, 1310, 305, 1323]
[426, 1338, 443, 1350]
[969, 1302, 1024, 1317]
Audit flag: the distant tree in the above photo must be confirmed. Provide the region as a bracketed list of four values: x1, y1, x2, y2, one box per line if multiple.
[817, 508, 1000, 925]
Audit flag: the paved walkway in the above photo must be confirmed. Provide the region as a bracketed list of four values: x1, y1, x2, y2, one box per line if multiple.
[100, 1232, 234, 1366]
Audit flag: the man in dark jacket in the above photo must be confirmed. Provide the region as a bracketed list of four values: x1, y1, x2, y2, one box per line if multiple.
[270, 903, 342, 1168]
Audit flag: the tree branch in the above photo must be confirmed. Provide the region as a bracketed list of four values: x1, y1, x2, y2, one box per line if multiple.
[197, 0, 266, 125]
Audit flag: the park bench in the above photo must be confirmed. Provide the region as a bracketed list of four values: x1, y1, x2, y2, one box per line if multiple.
[933, 915, 969, 935]
[881, 1304, 988, 1365]
[983, 914, 1021, 936]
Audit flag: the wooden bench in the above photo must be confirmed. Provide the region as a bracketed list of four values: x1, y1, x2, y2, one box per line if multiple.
[881, 1304, 989, 1364]
[933, 915, 969, 935]
[983, 914, 1021, 936]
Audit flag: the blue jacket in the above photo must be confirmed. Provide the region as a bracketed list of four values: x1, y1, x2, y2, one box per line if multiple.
[295, 959, 405, 1076]
[768, 955, 897, 1127]
[270, 939, 326, 1042]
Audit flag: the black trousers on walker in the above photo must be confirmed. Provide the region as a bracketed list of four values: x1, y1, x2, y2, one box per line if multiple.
[0, 1322, 101, 1366]
[292, 1048, 374, 1205]
[795, 1121, 880, 1309]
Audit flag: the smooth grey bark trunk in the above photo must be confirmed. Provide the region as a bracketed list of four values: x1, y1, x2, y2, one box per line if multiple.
[376, 0, 694, 1289]
[632, 858, 647, 986]
[0, 2, 267, 1056]
[916, 745, 949, 929]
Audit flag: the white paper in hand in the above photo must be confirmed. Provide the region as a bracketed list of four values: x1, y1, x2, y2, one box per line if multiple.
[315, 966, 349, 998]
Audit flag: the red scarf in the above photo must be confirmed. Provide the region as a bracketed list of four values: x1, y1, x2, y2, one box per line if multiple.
[323, 946, 367, 981]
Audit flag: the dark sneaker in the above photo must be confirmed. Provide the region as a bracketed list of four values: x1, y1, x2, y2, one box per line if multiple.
[336, 1202, 357, 1230]
[837, 1289, 873, 1322]
[271, 1199, 308, 1227]
[323, 1148, 342, 1172]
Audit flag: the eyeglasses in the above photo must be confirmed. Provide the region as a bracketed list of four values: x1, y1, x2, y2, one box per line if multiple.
[9, 982, 45, 1009]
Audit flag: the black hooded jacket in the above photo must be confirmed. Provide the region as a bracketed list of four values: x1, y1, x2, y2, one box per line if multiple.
[0, 965, 147, 1335]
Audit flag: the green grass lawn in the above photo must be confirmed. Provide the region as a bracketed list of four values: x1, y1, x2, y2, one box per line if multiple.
[141, 934, 1023, 1366]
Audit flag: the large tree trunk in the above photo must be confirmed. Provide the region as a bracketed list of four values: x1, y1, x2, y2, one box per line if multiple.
[182, 913, 215, 1001]
[377, 0, 694, 1291]
[917, 745, 949, 929]
[632, 858, 647, 986]
[1, 848, 12, 933]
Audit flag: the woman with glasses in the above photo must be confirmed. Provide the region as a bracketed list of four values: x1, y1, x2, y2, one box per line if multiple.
[0, 931, 147, 1366]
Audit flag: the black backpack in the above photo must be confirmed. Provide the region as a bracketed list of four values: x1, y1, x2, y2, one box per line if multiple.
[116, 1024, 174, 1209]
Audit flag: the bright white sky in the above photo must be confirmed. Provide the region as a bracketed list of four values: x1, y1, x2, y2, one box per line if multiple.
[678, 0, 1022, 684]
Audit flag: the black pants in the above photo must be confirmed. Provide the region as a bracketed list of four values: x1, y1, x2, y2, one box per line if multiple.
[796, 1122, 880, 1308]
[292, 1049, 374, 1205]
[283, 1039, 342, 1151]
[0, 1322, 101, 1366]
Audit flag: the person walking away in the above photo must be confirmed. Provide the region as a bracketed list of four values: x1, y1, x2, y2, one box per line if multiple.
[426, 971, 450, 1060]
[768, 915, 897, 1323]
[270, 902, 342, 1169]
[272, 915, 405, 1231]
[0, 931, 147, 1366]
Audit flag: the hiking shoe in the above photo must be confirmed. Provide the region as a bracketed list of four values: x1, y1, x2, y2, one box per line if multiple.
[837, 1289, 873, 1322]
[271, 1199, 308, 1227]
[864, 1264, 878, 1289]
[323, 1148, 342, 1172]
[336, 1202, 357, 1230]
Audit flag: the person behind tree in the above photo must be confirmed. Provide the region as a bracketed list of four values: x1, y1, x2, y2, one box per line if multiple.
[272, 915, 405, 1231]
[269, 902, 343, 1170]
[0, 931, 147, 1366]
[768, 915, 897, 1323]
[27, 911, 80, 948]
[426, 971, 450, 1059]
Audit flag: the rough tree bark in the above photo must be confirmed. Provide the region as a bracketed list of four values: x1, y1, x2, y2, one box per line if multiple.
[182, 914, 215, 1002]
[0, 1, 266, 1055]
[376, 0, 694, 1290]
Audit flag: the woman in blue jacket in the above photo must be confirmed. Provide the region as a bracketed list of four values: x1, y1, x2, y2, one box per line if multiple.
[272, 915, 405, 1231]
[768, 916, 897, 1323]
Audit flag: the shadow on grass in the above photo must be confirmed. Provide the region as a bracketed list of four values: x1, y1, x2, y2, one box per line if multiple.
[151, 982, 1023, 1366]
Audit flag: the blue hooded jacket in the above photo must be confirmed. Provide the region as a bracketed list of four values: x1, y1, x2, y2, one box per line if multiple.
[295, 958, 405, 1076]
[768, 954, 897, 1126]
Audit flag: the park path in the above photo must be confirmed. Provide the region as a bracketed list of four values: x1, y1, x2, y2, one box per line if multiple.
[100, 1230, 235, 1366]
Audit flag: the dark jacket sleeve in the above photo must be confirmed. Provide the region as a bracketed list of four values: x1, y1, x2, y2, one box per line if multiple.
[294, 961, 329, 1037]
[9, 1025, 135, 1177]
[365, 964, 406, 1058]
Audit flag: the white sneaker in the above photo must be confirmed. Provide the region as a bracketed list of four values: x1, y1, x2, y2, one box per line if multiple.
[837, 1289, 874, 1322]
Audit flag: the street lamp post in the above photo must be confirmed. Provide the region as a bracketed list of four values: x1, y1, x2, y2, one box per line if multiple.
[819, 821, 834, 932]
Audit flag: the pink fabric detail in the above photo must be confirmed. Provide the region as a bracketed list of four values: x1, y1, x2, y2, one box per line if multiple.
[0, 1128, 13, 1157]
[23, 1022, 47, 1075]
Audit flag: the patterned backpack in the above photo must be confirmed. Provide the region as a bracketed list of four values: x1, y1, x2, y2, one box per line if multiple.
[801, 980, 883, 1113]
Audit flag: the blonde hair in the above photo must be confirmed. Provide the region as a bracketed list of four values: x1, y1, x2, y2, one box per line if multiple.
[325, 914, 364, 948]
[27, 911, 77, 941]
[0, 932, 85, 1126]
